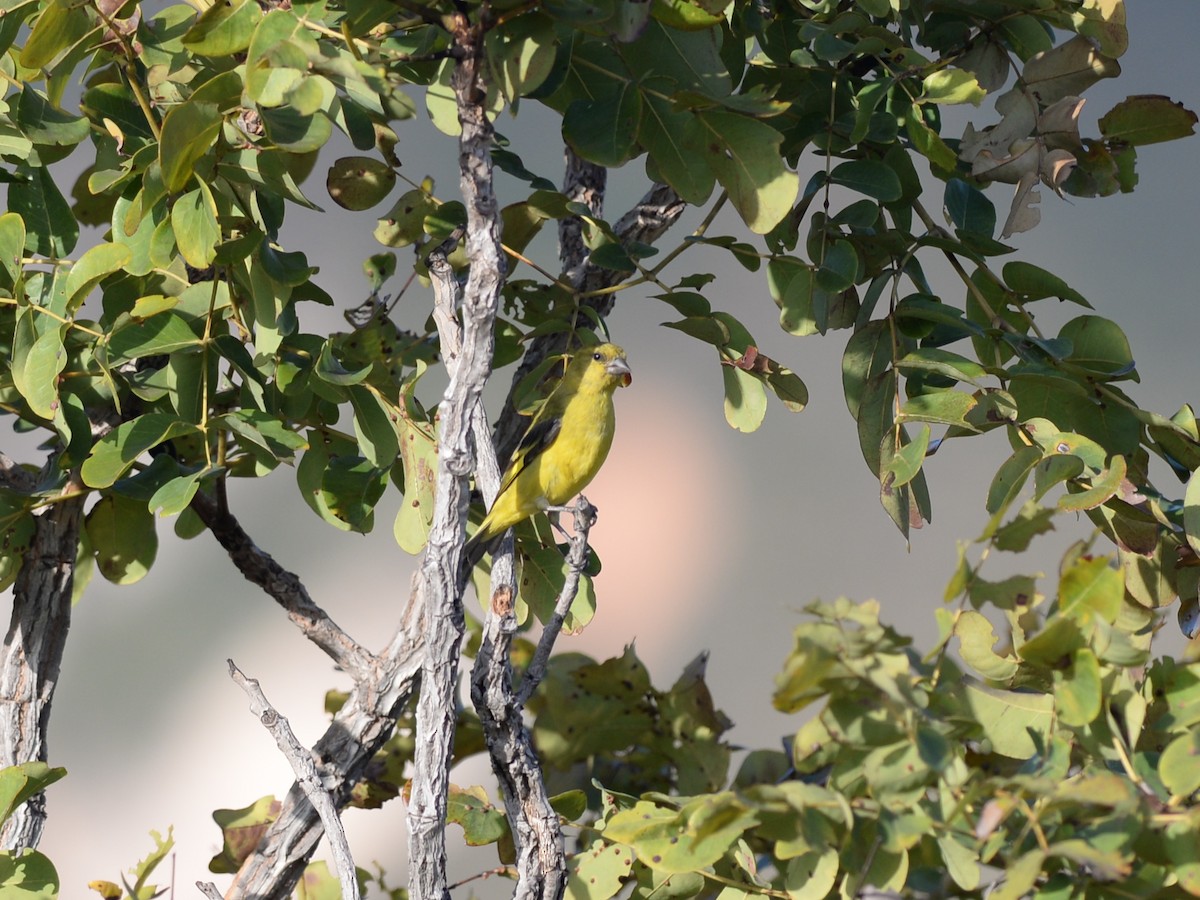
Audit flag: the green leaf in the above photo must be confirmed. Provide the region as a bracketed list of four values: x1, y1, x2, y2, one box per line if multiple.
[519, 545, 597, 630]
[1057, 454, 1125, 512]
[171, 182, 220, 268]
[1003, 261, 1089, 306]
[19, 0, 92, 69]
[906, 115, 957, 172]
[149, 471, 205, 518]
[944, 179, 996, 236]
[955, 611, 1018, 681]
[447, 784, 508, 846]
[1059, 314, 1135, 377]
[962, 681, 1053, 759]
[1185, 466, 1200, 559]
[17, 85, 91, 150]
[320, 456, 387, 533]
[638, 90, 714, 205]
[696, 110, 799, 234]
[86, 492, 158, 584]
[1099, 95, 1197, 146]
[1159, 729, 1200, 798]
[11, 314, 65, 420]
[209, 796, 280, 874]
[216, 410, 307, 462]
[181, 0, 262, 55]
[394, 399, 437, 554]
[81, 414, 199, 489]
[106, 312, 202, 362]
[986, 446, 1042, 517]
[564, 83, 642, 167]
[0, 849, 58, 898]
[10, 165, 78, 257]
[0, 763, 66, 827]
[922, 68, 985, 105]
[65, 242, 131, 310]
[814, 240, 859, 293]
[1059, 555, 1122, 624]
[0, 213, 26, 285]
[1055, 647, 1101, 727]
[159, 100, 222, 194]
[348, 385, 399, 468]
[326, 155, 396, 211]
[567, 840, 633, 900]
[896, 347, 986, 386]
[883, 424, 928, 490]
[662, 316, 730, 346]
[938, 834, 981, 891]
[765, 365, 808, 413]
[374, 188, 439, 248]
[899, 389, 977, 427]
[783, 849, 838, 900]
[828, 160, 901, 202]
[260, 103, 333, 154]
[722, 364, 768, 433]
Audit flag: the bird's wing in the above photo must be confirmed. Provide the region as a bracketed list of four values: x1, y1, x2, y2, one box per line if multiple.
[497, 413, 562, 493]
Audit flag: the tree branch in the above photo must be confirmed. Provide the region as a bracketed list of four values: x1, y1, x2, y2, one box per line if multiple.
[225, 588, 424, 899]
[515, 499, 596, 707]
[0, 487, 84, 850]
[468, 499, 597, 900]
[407, 17, 505, 900]
[226, 660, 359, 900]
[559, 147, 606, 287]
[190, 490, 376, 681]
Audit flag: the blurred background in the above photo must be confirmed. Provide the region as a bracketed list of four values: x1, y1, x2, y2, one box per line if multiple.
[6, 3, 1198, 893]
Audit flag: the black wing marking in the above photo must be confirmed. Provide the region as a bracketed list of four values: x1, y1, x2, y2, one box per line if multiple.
[498, 414, 562, 491]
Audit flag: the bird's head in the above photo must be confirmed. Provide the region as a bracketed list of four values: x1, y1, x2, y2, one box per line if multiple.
[574, 343, 632, 391]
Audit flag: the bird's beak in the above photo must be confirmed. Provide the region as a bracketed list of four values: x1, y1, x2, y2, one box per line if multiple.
[607, 356, 632, 387]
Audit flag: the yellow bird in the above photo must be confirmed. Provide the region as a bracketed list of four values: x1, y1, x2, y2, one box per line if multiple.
[463, 343, 632, 568]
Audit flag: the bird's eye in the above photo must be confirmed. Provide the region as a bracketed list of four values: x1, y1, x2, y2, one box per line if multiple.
[593, 352, 603, 361]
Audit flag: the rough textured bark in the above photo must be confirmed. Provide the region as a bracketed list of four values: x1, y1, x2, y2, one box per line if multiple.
[470, 501, 597, 900]
[406, 16, 505, 900]
[224, 589, 424, 900]
[0, 492, 85, 850]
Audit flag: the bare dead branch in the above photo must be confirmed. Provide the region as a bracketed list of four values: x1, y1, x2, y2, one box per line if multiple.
[226, 660, 359, 900]
[407, 20, 506, 900]
[197, 880, 223, 899]
[189, 490, 376, 681]
[0, 490, 84, 850]
[226, 595, 423, 899]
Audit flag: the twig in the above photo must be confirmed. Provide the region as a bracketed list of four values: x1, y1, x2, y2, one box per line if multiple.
[226, 660, 359, 900]
[189, 490, 377, 681]
[517, 498, 597, 705]
[447, 865, 517, 890]
[196, 881, 223, 899]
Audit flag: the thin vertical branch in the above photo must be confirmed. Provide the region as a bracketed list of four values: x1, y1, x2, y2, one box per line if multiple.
[406, 11, 505, 900]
